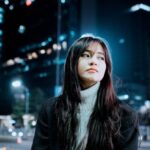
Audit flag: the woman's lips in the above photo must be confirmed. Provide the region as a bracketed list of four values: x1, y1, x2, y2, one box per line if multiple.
[87, 68, 98, 73]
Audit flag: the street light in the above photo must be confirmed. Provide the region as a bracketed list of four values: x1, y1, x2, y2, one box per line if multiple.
[11, 80, 22, 88]
[129, 3, 150, 12]
[11, 79, 29, 114]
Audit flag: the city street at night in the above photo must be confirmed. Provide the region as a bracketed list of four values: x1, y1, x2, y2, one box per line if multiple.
[1, 0, 150, 150]
[0, 139, 150, 150]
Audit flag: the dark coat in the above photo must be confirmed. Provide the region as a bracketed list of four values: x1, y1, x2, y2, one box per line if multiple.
[31, 97, 139, 150]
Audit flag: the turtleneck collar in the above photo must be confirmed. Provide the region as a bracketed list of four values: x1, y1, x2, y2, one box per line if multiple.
[80, 82, 100, 100]
[76, 82, 100, 146]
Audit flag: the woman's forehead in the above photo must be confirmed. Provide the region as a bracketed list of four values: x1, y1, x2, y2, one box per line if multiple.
[85, 42, 104, 54]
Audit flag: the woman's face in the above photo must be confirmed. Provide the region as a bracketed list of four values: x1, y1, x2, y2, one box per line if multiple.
[77, 42, 106, 89]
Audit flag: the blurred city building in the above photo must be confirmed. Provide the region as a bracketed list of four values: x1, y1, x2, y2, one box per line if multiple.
[0, 0, 149, 122]
[0, 0, 80, 115]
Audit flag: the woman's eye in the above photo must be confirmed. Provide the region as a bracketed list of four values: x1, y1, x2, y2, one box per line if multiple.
[81, 53, 90, 58]
[97, 56, 105, 60]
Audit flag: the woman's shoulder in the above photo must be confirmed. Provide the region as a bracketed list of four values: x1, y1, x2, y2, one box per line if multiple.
[116, 100, 139, 148]
[118, 100, 136, 114]
[41, 96, 60, 110]
[44, 96, 59, 105]
[117, 100, 138, 127]
[37, 96, 61, 121]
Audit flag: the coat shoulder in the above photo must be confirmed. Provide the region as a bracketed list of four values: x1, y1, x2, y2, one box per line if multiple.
[41, 96, 60, 111]
[118, 100, 137, 117]
[118, 100, 138, 129]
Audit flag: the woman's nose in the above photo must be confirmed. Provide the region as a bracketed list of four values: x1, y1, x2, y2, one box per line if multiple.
[89, 56, 98, 65]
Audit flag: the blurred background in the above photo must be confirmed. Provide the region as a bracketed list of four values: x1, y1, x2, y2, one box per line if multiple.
[0, 0, 150, 149]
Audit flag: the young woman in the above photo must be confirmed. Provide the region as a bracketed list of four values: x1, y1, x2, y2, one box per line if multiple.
[31, 35, 139, 150]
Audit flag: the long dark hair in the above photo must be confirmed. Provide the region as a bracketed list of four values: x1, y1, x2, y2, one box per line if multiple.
[55, 35, 121, 150]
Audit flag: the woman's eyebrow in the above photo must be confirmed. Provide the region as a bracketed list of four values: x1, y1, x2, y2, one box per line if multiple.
[97, 52, 105, 55]
[84, 50, 91, 53]
[85, 49, 104, 55]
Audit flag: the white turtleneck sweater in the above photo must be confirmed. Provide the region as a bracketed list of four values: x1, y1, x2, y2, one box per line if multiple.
[76, 82, 100, 147]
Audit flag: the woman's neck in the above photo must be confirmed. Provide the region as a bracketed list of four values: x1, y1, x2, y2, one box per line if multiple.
[80, 82, 100, 100]
[80, 81, 99, 90]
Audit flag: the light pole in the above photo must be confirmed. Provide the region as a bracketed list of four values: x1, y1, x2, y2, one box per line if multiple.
[11, 79, 30, 114]
[24, 86, 29, 114]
